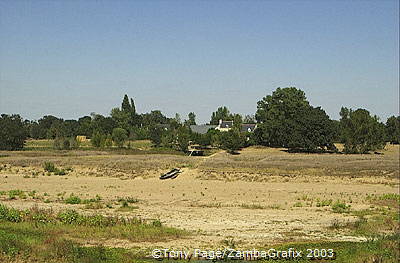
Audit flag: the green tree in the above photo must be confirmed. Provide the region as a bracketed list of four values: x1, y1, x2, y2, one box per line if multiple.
[232, 113, 243, 129]
[91, 132, 104, 148]
[112, 128, 128, 148]
[149, 126, 163, 147]
[386, 116, 400, 144]
[0, 114, 28, 150]
[37, 115, 62, 139]
[220, 129, 245, 154]
[340, 107, 386, 153]
[255, 87, 336, 151]
[210, 106, 232, 125]
[243, 114, 256, 124]
[177, 126, 190, 152]
[77, 116, 93, 137]
[121, 94, 132, 113]
[185, 112, 196, 125]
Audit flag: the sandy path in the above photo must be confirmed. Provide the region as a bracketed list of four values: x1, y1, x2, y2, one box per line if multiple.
[0, 168, 397, 249]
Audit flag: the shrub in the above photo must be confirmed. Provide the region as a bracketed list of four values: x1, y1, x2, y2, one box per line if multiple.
[152, 219, 162, 227]
[8, 189, 26, 200]
[43, 162, 68, 175]
[112, 128, 128, 148]
[43, 162, 56, 173]
[0, 204, 22, 222]
[65, 194, 82, 204]
[58, 210, 80, 224]
[331, 201, 351, 213]
[0, 114, 27, 150]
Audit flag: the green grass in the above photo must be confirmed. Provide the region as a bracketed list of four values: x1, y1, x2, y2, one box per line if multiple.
[0, 204, 187, 262]
[265, 235, 399, 262]
[331, 200, 351, 213]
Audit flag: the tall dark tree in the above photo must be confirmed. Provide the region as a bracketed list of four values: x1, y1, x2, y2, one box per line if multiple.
[386, 116, 400, 144]
[340, 107, 386, 153]
[0, 114, 28, 150]
[121, 94, 131, 113]
[130, 98, 136, 115]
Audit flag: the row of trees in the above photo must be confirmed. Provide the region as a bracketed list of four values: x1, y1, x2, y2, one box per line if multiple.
[0, 90, 399, 153]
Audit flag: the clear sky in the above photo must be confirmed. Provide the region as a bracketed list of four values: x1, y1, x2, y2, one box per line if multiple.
[0, 0, 398, 124]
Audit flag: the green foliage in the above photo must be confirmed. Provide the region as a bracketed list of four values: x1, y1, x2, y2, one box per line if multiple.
[185, 112, 196, 125]
[0, 114, 27, 150]
[149, 126, 163, 147]
[220, 129, 245, 154]
[340, 107, 386, 153]
[255, 87, 336, 152]
[210, 106, 232, 125]
[53, 137, 79, 150]
[0, 204, 187, 262]
[177, 126, 190, 152]
[0, 205, 23, 222]
[43, 162, 56, 172]
[65, 194, 82, 204]
[111, 128, 128, 148]
[331, 201, 351, 213]
[386, 115, 400, 144]
[91, 132, 105, 148]
[8, 190, 27, 200]
[43, 162, 68, 175]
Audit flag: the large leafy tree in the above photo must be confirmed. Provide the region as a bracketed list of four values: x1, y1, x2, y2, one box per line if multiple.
[210, 106, 232, 125]
[386, 115, 400, 144]
[255, 87, 336, 151]
[340, 107, 386, 153]
[0, 114, 28, 150]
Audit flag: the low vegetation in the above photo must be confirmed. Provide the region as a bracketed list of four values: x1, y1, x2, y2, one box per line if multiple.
[0, 204, 187, 262]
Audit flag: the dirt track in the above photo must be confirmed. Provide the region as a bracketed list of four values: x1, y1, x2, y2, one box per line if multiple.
[0, 164, 398, 249]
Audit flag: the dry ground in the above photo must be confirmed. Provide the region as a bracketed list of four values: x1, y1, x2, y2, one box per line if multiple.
[0, 144, 398, 250]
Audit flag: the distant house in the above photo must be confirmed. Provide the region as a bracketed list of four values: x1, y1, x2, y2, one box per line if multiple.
[190, 124, 217, 134]
[215, 120, 234, 132]
[76, 135, 88, 142]
[240, 123, 257, 133]
[190, 120, 257, 134]
[156, 124, 171, 131]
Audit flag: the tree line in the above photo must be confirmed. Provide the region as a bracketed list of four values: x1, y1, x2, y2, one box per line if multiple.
[0, 89, 399, 153]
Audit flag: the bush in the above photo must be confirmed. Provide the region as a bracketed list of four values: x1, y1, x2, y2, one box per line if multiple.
[53, 137, 79, 150]
[0, 114, 27, 150]
[331, 201, 351, 213]
[220, 129, 245, 154]
[43, 162, 56, 172]
[65, 194, 82, 204]
[112, 128, 128, 148]
[43, 162, 67, 175]
[340, 108, 386, 153]
[91, 132, 103, 148]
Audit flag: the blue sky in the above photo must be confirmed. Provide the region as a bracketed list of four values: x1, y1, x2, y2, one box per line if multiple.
[0, 0, 398, 124]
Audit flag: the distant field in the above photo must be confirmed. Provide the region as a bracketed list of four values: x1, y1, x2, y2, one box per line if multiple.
[0, 143, 398, 262]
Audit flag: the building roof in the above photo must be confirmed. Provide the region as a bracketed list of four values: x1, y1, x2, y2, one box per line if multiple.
[240, 123, 257, 132]
[219, 120, 233, 129]
[190, 125, 217, 134]
[156, 124, 171, 129]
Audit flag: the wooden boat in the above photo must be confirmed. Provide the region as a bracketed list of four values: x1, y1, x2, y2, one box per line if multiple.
[159, 168, 181, 180]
